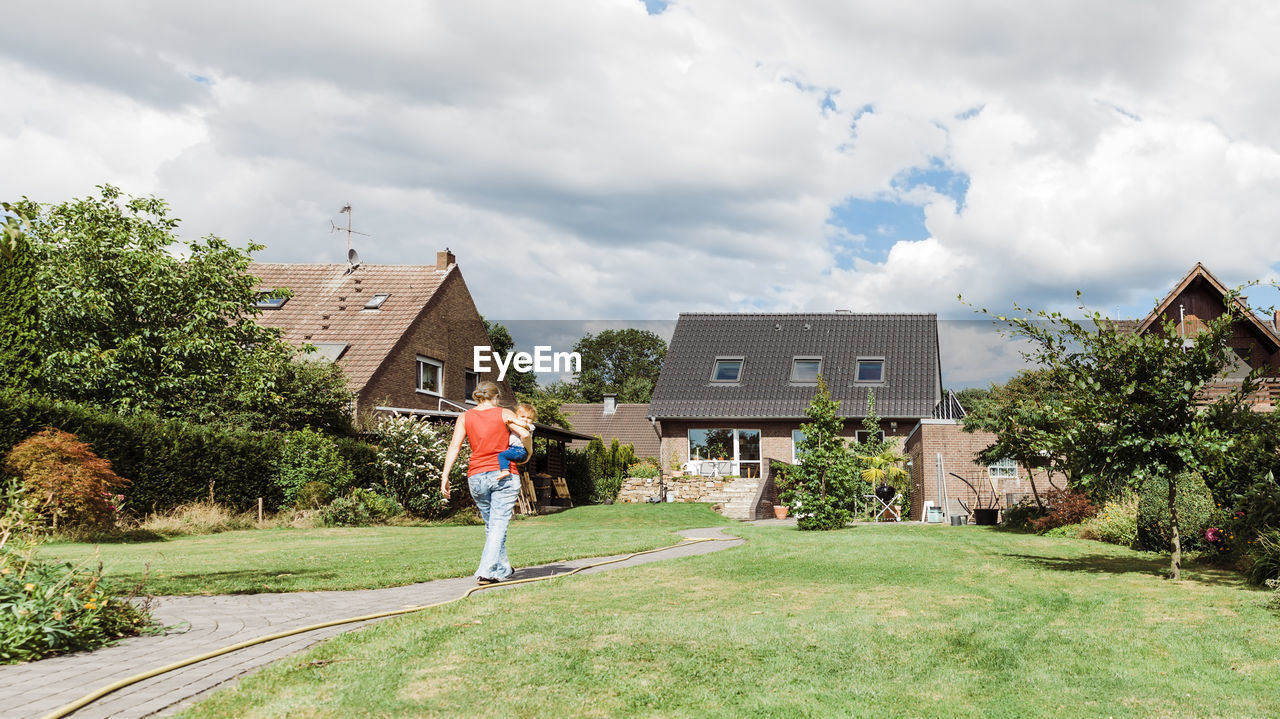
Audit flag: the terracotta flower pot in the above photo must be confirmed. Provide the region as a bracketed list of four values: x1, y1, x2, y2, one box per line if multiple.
[773, 504, 789, 519]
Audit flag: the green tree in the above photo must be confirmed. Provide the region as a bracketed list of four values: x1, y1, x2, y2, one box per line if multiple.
[962, 369, 1075, 511]
[571, 329, 667, 403]
[0, 204, 38, 392]
[982, 295, 1258, 579]
[12, 186, 349, 429]
[952, 386, 994, 416]
[781, 376, 857, 530]
[482, 317, 539, 396]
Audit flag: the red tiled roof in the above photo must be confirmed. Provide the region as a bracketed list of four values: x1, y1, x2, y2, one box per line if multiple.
[248, 263, 450, 393]
[560, 403, 661, 458]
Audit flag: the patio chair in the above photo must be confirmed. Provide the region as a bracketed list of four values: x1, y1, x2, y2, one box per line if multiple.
[699, 462, 717, 478]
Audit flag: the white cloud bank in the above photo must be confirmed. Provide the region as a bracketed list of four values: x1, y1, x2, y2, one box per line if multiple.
[3, 0, 1280, 330]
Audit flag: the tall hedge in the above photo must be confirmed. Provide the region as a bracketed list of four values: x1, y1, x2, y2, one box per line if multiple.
[1137, 473, 1216, 552]
[0, 236, 39, 393]
[0, 393, 379, 514]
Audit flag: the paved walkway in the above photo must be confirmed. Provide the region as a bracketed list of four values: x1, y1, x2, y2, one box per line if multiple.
[1, 528, 741, 719]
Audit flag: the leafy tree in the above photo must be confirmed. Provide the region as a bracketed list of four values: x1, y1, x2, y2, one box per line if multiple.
[981, 295, 1258, 579]
[10, 186, 349, 430]
[781, 376, 857, 530]
[571, 329, 667, 403]
[962, 369, 1074, 510]
[0, 205, 38, 393]
[516, 391, 573, 430]
[482, 317, 539, 396]
[951, 386, 994, 416]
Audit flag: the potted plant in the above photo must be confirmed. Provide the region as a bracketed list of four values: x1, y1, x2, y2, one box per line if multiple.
[859, 448, 909, 522]
[773, 503, 789, 519]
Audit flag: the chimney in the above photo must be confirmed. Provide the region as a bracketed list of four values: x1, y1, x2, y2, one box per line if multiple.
[603, 394, 618, 415]
[436, 248, 455, 270]
[1274, 311, 1279, 331]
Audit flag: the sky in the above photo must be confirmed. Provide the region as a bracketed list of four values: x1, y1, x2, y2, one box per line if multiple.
[4, 1, 1280, 387]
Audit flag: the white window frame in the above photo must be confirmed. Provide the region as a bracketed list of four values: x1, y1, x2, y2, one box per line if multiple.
[711, 356, 744, 383]
[988, 458, 1018, 479]
[855, 356, 885, 383]
[416, 355, 443, 396]
[791, 429, 806, 463]
[363, 293, 390, 310]
[790, 356, 822, 384]
[855, 429, 885, 445]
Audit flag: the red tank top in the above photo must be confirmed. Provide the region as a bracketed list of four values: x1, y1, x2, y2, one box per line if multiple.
[464, 406, 510, 476]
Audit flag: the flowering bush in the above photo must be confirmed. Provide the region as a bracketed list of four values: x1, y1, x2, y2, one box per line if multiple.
[627, 461, 660, 479]
[1075, 492, 1139, 547]
[375, 416, 468, 518]
[3, 428, 128, 530]
[0, 479, 149, 663]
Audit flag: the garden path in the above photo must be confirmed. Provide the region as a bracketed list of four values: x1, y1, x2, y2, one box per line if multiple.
[0, 527, 741, 719]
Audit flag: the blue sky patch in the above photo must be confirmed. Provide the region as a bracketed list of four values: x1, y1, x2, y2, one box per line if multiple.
[828, 198, 928, 265]
[892, 159, 970, 208]
[641, 0, 668, 15]
[188, 73, 213, 86]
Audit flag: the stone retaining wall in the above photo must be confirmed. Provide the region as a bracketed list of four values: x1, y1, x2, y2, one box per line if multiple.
[618, 475, 736, 503]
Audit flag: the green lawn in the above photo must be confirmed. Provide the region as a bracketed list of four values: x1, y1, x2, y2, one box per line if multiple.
[177, 524, 1278, 719]
[40, 504, 730, 595]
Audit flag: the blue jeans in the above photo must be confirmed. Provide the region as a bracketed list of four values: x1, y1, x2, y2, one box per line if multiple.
[497, 444, 529, 472]
[468, 470, 519, 580]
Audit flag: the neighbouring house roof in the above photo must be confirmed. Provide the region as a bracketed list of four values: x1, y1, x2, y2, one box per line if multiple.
[560, 402, 660, 457]
[248, 262, 451, 394]
[648, 313, 942, 420]
[1135, 262, 1280, 349]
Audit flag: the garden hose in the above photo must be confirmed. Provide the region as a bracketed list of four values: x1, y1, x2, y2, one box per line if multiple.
[39, 535, 740, 719]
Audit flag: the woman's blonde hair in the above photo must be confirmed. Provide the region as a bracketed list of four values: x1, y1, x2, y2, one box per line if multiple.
[472, 380, 501, 403]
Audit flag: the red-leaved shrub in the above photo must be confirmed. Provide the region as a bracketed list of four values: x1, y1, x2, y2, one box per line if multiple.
[1029, 489, 1098, 533]
[3, 428, 128, 530]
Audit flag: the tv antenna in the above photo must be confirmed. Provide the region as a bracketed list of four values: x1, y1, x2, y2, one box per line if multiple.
[330, 204, 371, 255]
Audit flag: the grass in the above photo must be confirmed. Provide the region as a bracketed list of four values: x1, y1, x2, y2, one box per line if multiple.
[176, 524, 1279, 719]
[39, 504, 730, 595]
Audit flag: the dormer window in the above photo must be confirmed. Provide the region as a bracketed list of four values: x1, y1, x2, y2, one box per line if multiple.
[254, 291, 287, 310]
[856, 357, 884, 382]
[790, 357, 822, 383]
[711, 357, 744, 383]
[364, 293, 390, 310]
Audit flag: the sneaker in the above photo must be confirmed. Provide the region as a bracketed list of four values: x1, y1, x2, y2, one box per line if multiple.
[477, 576, 501, 585]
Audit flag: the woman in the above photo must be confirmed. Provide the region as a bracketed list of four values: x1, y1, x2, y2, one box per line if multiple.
[440, 380, 522, 584]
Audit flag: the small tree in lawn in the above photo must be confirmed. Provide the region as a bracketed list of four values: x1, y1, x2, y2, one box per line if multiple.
[783, 376, 857, 531]
[980, 293, 1258, 579]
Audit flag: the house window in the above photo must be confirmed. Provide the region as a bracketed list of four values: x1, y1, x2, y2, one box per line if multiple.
[416, 356, 443, 395]
[465, 370, 479, 403]
[711, 357, 744, 383]
[790, 357, 822, 383]
[855, 430, 885, 445]
[791, 429, 806, 463]
[688, 428, 762, 478]
[364, 293, 390, 310]
[254, 292, 287, 310]
[856, 358, 884, 382]
[988, 458, 1018, 479]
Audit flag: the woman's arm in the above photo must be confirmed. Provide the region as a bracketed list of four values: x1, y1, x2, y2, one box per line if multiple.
[440, 414, 467, 497]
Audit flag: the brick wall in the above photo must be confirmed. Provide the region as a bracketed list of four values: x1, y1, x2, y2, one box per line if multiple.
[904, 420, 1060, 520]
[358, 270, 512, 414]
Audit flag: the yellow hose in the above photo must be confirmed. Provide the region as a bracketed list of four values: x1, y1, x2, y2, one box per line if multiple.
[41, 536, 739, 719]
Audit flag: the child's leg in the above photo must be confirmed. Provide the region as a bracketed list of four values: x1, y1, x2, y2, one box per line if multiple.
[496, 446, 527, 477]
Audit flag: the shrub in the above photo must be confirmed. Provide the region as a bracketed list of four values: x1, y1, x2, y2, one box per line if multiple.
[1137, 473, 1216, 552]
[321, 488, 403, 527]
[628, 461, 660, 479]
[274, 428, 356, 507]
[137, 502, 258, 537]
[294, 481, 334, 510]
[1000, 498, 1046, 531]
[592, 474, 623, 504]
[564, 448, 592, 505]
[1248, 528, 1280, 586]
[1029, 489, 1097, 533]
[375, 416, 467, 518]
[3, 428, 127, 530]
[0, 479, 149, 663]
[1075, 492, 1139, 547]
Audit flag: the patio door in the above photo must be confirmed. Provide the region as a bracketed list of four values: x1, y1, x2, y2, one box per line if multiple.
[688, 428, 761, 478]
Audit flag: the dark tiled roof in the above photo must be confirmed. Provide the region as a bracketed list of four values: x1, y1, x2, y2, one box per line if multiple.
[248, 263, 449, 393]
[560, 403, 660, 457]
[648, 313, 941, 420]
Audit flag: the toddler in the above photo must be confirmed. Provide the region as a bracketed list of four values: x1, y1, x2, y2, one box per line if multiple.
[496, 403, 537, 479]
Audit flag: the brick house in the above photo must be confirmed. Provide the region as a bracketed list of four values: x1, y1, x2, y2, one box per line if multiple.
[647, 312, 947, 519]
[1126, 262, 1280, 409]
[560, 395, 661, 458]
[248, 250, 511, 420]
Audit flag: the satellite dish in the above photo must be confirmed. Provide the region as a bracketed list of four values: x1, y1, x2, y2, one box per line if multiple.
[347, 248, 361, 266]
